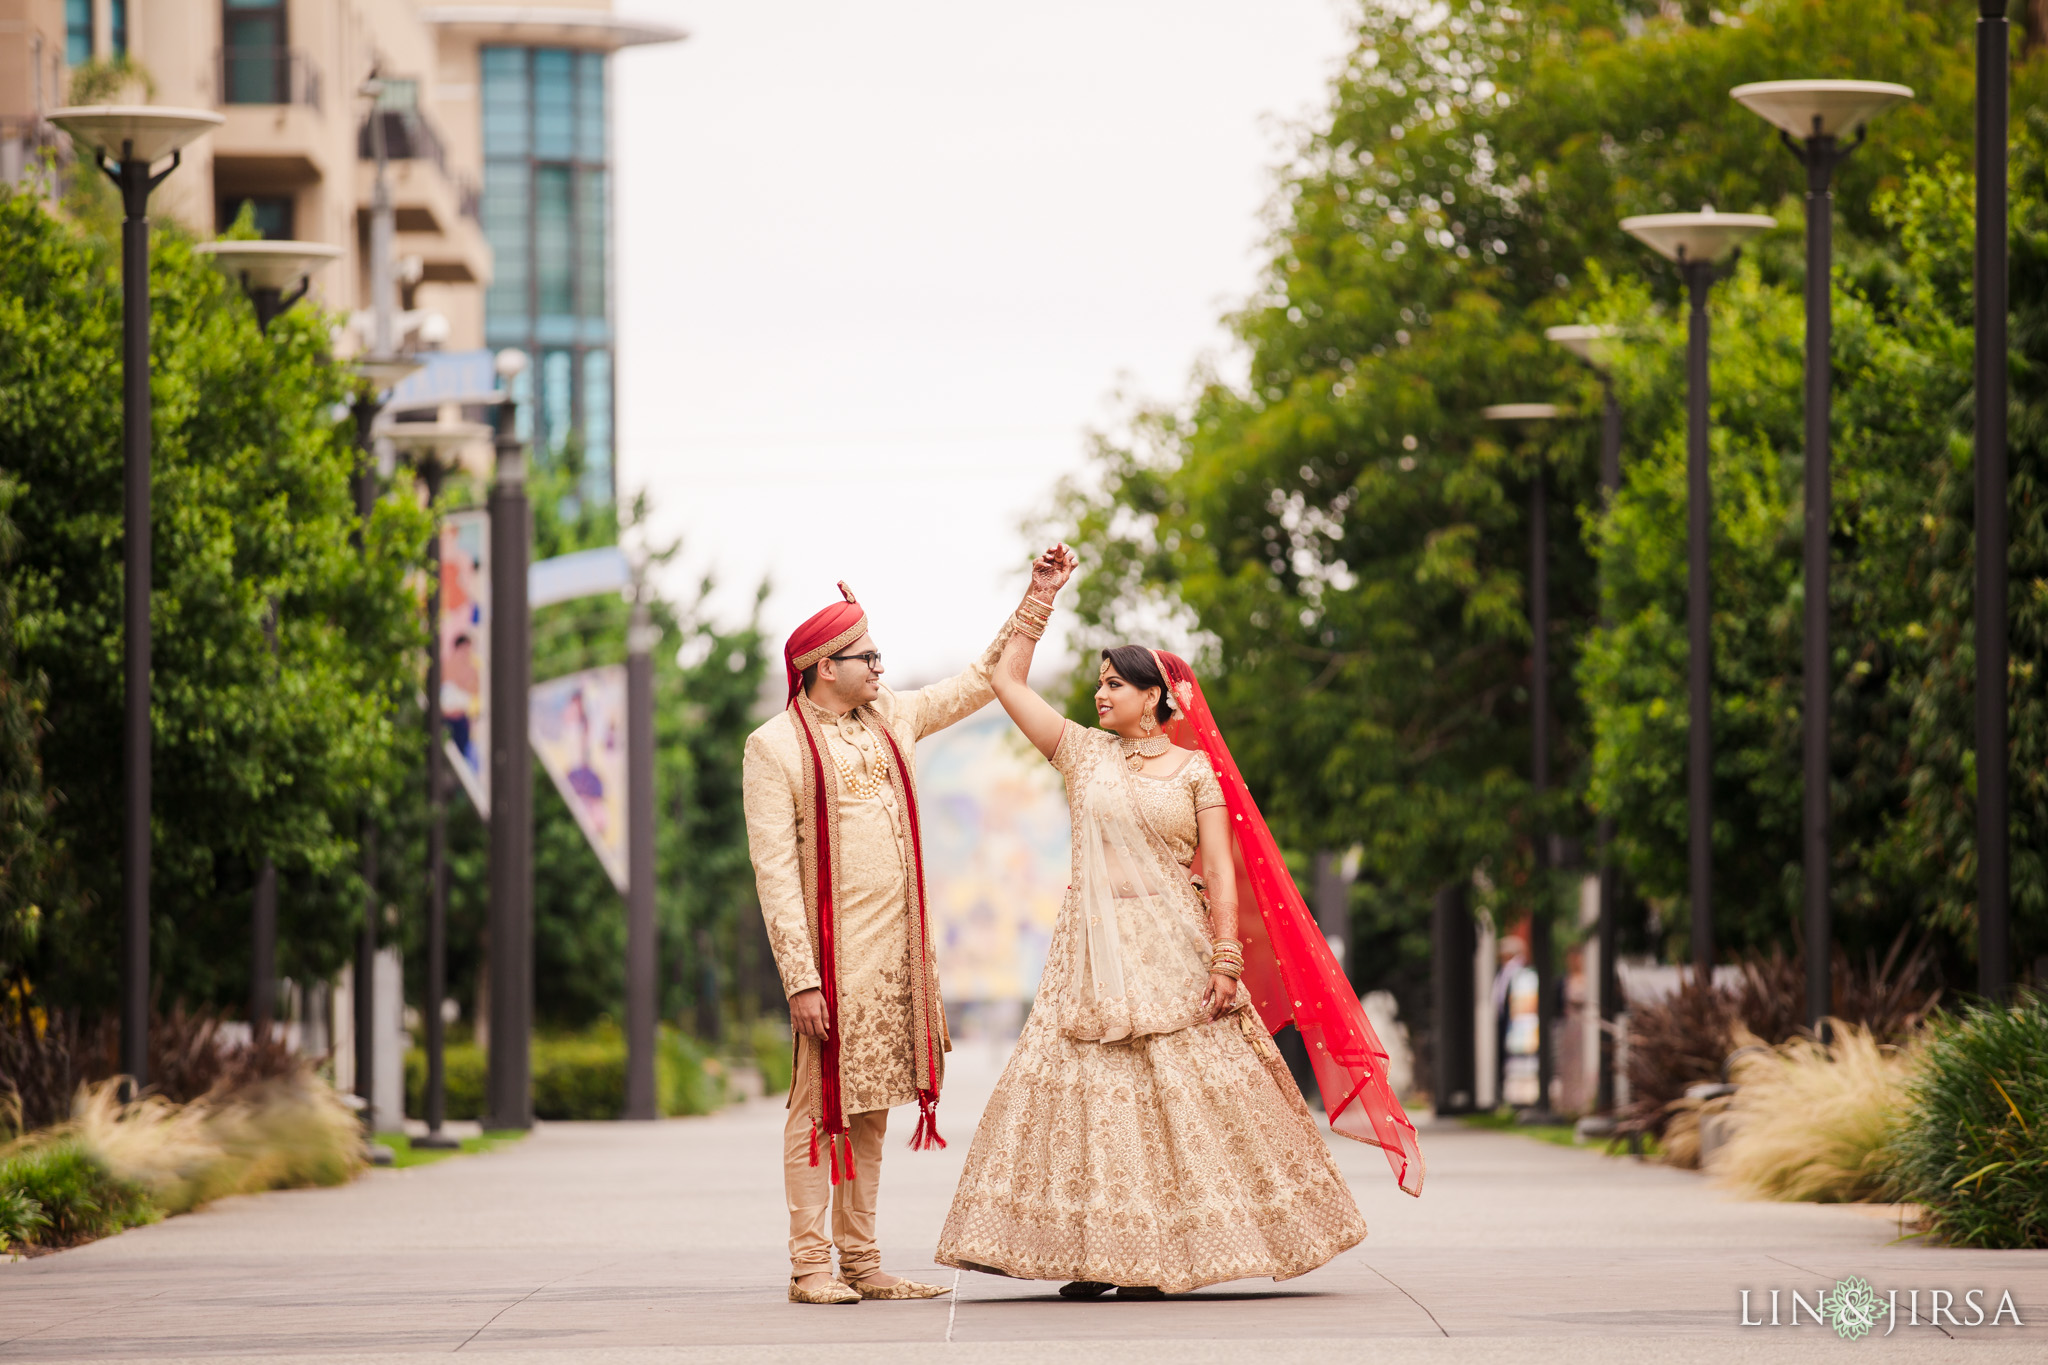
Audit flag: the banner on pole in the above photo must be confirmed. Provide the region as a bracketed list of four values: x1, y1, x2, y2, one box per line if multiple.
[440, 510, 490, 818]
[530, 665, 629, 892]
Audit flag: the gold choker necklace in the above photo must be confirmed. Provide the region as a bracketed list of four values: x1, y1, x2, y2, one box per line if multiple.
[1118, 734, 1172, 772]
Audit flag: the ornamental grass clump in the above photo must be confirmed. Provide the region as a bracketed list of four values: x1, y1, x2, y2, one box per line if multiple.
[1714, 1024, 1916, 1203]
[1887, 994, 2048, 1248]
[0, 1064, 365, 1252]
[68, 1071, 363, 1215]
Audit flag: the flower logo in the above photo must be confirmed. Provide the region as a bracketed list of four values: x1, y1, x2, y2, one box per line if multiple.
[1823, 1276, 1883, 1340]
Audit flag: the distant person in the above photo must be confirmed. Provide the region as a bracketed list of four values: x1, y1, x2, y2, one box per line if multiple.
[743, 556, 1068, 1305]
[1492, 934, 1529, 1104]
[935, 546, 1423, 1300]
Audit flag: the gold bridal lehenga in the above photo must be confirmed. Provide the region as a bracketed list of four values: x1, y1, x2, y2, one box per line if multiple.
[934, 699, 1390, 1295]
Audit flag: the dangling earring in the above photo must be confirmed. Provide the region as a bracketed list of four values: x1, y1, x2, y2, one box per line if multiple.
[1140, 710, 1155, 736]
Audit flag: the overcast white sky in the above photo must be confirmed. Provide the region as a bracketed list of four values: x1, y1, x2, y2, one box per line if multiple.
[612, 0, 1355, 682]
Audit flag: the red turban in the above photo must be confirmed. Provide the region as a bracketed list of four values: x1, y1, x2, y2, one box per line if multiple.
[783, 582, 869, 703]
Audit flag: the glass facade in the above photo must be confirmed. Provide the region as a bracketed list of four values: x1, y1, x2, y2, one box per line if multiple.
[64, 0, 89, 64]
[64, 0, 123, 62]
[481, 46, 613, 505]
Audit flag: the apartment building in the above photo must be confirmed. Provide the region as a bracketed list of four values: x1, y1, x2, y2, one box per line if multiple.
[1, 0, 680, 504]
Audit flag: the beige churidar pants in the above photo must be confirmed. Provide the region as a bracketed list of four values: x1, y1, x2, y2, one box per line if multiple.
[784, 1036, 889, 1280]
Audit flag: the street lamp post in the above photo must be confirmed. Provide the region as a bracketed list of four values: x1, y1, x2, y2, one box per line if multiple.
[348, 356, 423, 1130]
[1484, 401, 1561, 1117]
[1544, 323, 1622, 1112]
[1620, 209, 1774, 975]
[1975, 0, 2012, 1003]
[1731, 80, 1912, 1032]
[487, 349, 535, 1131]
[203, 241, 343, 1043]
[383, 419, 493, 1149]
[624, 575, 660, 1121]
[47, 105, 223, 1088]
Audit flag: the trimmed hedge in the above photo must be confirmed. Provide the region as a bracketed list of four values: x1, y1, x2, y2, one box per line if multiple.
[406, 1024, 729, 1121]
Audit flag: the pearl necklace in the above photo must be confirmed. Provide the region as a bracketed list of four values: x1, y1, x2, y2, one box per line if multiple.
[1118, 733, 1172, 773]
[829, 728, 891, 801]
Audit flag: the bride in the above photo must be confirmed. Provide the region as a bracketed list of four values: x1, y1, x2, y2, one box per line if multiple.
[935, 545, 1423, 1299]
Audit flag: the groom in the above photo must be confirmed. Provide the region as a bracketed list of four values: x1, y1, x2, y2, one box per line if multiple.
[743, 562, 1065, 1304]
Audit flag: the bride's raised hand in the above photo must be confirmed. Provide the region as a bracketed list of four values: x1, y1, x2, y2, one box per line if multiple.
[1030, 543, 1078, 599]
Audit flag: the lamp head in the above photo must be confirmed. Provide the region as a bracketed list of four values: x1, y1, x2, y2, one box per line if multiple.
[47, 105, 222, 165]
[1620, 206, 1776, 265]
[195, 240, 342, 292]
[1729, 80, 1913, 140]
[1482, 403, 1563, 423]
[494, 348, 530, 381]
[1545, 324, 1620, 370]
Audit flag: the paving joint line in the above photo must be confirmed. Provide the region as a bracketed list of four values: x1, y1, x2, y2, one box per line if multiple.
[1366, 1261, 1448, 1337]
[945, 1268, 962, 1342]
[451, 1259, 619, 1353]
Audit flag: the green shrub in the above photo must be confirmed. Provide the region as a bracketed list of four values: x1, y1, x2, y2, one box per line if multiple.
[1888, 994, 2048, 1248]
[0, 1185, 48, 1252]
[532, 1030, 627, 1120]
[412, 1025, 729, 1120]
[404, 1043, 488, 1121]
[751, 1017, 793, 1098]
[0, 1139, 155, 1247]
[659, 1028, 725, 1117]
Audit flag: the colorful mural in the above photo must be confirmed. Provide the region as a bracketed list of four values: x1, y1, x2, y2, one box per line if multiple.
[915, 707, 1071, 1007]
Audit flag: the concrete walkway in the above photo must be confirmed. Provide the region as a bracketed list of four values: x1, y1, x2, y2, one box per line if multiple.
[1, 1040, 2041, 1363]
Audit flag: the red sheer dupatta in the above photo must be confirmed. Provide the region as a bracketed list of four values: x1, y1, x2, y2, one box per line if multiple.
[1151, 650, 1425, 1198]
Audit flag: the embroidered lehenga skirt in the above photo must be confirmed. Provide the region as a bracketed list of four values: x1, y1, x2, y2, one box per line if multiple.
[934, 724, 1367, 1294]
[934, 1005, 1368, 1294]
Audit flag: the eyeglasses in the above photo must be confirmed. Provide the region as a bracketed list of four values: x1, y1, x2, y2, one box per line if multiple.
[829, 650, 883, 671]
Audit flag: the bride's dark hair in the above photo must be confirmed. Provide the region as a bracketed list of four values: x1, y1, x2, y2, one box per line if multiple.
[1100, 646, 1173, 725]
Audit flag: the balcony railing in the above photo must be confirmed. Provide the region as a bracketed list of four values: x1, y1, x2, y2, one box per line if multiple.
[218, 47, 323, 112]
[358, 108, 449, 179]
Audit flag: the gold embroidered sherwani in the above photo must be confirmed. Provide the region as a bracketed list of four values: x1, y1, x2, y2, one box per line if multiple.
[742, 622, 1010, 1276]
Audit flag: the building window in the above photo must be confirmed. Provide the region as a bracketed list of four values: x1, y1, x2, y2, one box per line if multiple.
[222, 0, 288, 105]
[581, 349, 612, 504]
[65, 0, 90, 66]
[110, 0, 127, 56]
[480, 45, 613, 499]
[218, 194, 294, 239]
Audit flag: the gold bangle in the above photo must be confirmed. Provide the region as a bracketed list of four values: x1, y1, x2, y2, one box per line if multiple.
[1012, 612, 1046, 641]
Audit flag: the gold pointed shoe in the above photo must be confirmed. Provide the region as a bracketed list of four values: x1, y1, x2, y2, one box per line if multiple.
[848, 1275, 951, 1300]
[789, 1276, 861, 1304]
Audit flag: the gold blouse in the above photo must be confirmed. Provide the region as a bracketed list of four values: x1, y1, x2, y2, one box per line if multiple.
[1053, 723, 1225, 867]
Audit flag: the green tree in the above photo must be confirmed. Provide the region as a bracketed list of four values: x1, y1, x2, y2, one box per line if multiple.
[0, 476, 59, 982]
[1052, 0, 2048, 1026]
[408, 441, 772, 1034]
[0, 186, 429, 1010]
